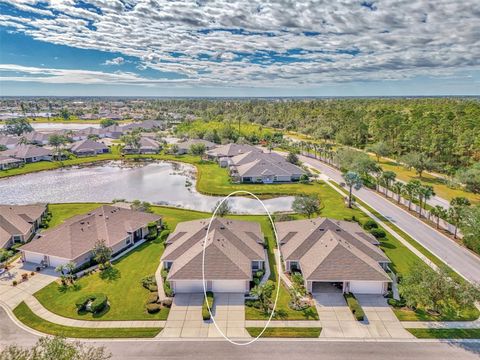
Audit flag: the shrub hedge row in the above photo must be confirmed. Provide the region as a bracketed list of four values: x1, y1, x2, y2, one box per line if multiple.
[344, 293, 365, 321]
[202, 291, 214, 321]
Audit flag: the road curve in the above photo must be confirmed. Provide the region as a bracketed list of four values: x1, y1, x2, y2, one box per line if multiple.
[299, 155, 480, 284]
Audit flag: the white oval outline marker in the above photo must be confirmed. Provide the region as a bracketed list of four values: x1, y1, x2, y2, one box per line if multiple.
[202, 190, 281, 345]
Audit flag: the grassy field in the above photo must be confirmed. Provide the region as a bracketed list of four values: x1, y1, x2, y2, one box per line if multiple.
[407, 328, 480, 339]
[13, 302, 161, 338]
[246, 327, 321, 338]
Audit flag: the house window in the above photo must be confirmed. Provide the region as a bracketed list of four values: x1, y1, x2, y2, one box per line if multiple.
[13, 235, 22, 243]
[289, 261, 299, 272]
[252, 261, 263, 271]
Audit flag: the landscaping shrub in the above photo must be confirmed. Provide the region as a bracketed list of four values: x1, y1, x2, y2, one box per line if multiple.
[387, 298, 406, 308]
[369, 228, 387, 239]
[12, 280, 17, 286]
[90, 294, 108, 313]
[245, 299, 261, 309]
[141, 275, 157, 290]
[163, 280, 173, 297]
[75, 293, 108, 313]
[344, 293, 365, 321]
[146, 303, 161, 314]
[147, 292, 159, 304]
[148, 284, 158, 292]
[363, 219, 378, 230]
[162, 298, 172, 308]
[202, 291, 214, 320]
[159, 230, 171, 242]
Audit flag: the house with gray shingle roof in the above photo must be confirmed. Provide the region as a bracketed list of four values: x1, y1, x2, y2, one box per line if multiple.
[0, 155, 23, 170]
[1, 144, 52, 163]
[123, 137, 161, 154]
[23, 131, 51, 145]
[276, 217, 391, 294]
[0, 204, 47, 249]
[70, 139, 109, 156]
[161, 218, 266, 293]
[0, 135, 20, 149]
[206, 143, 261, 167]
[175, 139, 217, 155]
[230, 151, 306, 183]
[20, 205, 161, 268]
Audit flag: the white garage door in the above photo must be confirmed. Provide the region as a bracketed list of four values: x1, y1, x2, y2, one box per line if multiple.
[23, 251, 44, 264]
[174, 280, 205, 293]
[48, 256, 69, 268]
[350, 281, 384, 294]
[212, 280, 245, 293]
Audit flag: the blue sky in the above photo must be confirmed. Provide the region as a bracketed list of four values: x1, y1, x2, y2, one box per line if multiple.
[0, 0, 478, 96]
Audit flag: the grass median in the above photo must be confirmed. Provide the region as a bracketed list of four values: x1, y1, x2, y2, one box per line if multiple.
[13, 302, 162, 338]
[246, 327, 321, 338]
[407, 328, 480, 339]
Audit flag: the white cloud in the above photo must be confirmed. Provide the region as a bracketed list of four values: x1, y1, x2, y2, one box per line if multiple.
[0, 0, 479, 87]
[103, 56, 125, 65]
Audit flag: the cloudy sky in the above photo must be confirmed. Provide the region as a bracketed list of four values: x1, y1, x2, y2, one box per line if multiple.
[0, 0, 479, 96]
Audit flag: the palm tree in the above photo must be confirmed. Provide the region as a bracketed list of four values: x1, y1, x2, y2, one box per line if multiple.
[370, 165, 383, 193]
[418, 185, 435, 218]
[448, 197, 471, 238]
[404, 180, 421, 212]
[343, 171, 363, 208]
[381, 171, 397, 197]
[430, 205, 447, 229]
[392, 181, 404, 204]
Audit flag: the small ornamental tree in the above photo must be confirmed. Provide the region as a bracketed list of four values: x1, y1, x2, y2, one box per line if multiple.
[92, 240, 112, 267]
[286, 151, 300, 165]
[189, 143, 207, 158]
[250, 280, 275, 314]
[292, 195, 321, 218]
[367, 141, 391, 162]
[213, 199, 231, 217]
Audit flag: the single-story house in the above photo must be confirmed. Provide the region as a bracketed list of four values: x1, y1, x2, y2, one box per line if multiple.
[70, 139, 109, 156]
[1, 144, 53, 163]
[176, 139, 217, 155]
[122, 120, 165, 132]
[103, 125, 124, 139]
[23, 131, 51, 146]
[230, 151, 306, 183]
[0, 155, 23, 170]
[74, 127, 107, 140]
[276, 217, 391, 295]
[206, 143, 261, 167]
[123, 137, 161, 154]
[20, 205, 161, 268]
[0, 135, 20, 150]
[161, 218, 266, 294]
[0, 204, 47, 249]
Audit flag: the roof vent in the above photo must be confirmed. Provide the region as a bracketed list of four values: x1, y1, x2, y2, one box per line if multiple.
[80, 221, 85, 225]
[319, 228, 324, 231]
[220, 226, 225, 230]
[335, 229, 341, 232]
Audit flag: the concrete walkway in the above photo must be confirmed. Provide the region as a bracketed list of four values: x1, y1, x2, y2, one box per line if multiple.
[24, 295, 164, 328]
[402, 319, 480, 329]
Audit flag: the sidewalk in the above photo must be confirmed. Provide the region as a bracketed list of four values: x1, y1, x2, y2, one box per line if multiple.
[402, 319, 480, 329]
[24, 295, 165, 328]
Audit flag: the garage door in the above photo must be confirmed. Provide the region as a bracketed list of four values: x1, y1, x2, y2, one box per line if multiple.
[350, 281, 384, 294]
[212, 280, 245, 293]
[48, 256, 69, 268]
[174, 280, 205, 293]
[23, 251, 44, 264]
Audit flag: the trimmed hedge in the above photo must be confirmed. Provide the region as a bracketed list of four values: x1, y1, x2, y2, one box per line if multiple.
[146, 303, 161, 314]
[344, 293, 365, 321]
[75, 293, 108, 313]
[202, 291, 214, 321]
[369, 228, 387, 239]
[147, 292, 159, 304]
[363, 219, 378, 230]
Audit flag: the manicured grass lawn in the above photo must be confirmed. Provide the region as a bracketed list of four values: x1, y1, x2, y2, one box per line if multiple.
[13, 302, 161, 338]
[393, 307, 479, 322]
[407, 328, 480, 339]
[48, 203, 104, 228]
[35, 236, 170, 321]
[246, 327, 321, 338]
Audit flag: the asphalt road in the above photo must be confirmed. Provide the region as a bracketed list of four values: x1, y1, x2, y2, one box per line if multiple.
[1, 308, 479, 360]
[299, 155, 480, 284]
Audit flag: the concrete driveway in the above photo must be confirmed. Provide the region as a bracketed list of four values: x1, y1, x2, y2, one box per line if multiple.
[0, 261, 57, 309]
[160, 293, 248, 338]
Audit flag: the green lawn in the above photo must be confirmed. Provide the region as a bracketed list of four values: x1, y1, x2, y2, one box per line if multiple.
[246, 327, 321, 338]
[13, 302, 161, 338]
[407, 328, 480, 339]
[393, 307, 479, 322]
[35, 236, 170, 321]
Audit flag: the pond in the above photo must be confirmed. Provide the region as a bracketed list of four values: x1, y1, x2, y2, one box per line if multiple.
[0, 161, 294, 214]
[30, 123, 101, 131]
